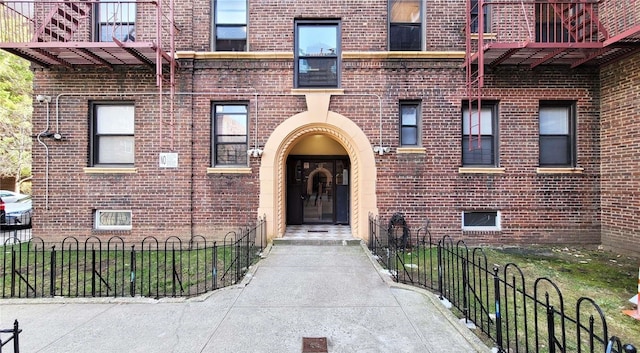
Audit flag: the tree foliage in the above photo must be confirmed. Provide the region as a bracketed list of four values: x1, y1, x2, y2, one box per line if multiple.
[0, 50, 33, 191]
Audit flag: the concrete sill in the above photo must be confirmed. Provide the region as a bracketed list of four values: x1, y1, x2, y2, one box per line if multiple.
[207, 167, 252, 174]
[175, 51, 466, 61]
[458, 167, 506, 174]
[290, 88, 345, 95]
[84, 167, 138, 174]
[470, 33, 498, 40]
[536, 167, 584, 174]
[396, 147, 426, 154]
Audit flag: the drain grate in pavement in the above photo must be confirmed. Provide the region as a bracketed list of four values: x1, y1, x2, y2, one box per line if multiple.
[307, 230, 329, 233]
[302, 337, 328, 353]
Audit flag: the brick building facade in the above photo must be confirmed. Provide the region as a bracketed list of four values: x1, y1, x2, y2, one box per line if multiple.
[1, 0, 638, 253]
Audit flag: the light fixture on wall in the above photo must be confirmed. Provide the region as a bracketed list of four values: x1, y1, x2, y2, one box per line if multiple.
[247, 148, 263, 158]
[373, 146, 390, 155]
[35, 94, 52, 103]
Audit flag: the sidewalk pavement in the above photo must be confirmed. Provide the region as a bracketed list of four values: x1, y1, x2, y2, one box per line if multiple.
[0, 242, 493, 353]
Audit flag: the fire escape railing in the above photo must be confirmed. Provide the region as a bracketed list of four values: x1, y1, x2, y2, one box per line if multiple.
[464, 0, 639, 151]
[0, 0, 177, 150]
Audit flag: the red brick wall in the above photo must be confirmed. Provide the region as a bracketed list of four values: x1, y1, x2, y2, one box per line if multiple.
[29, 0, 609, 248]
[367, 64, 601, 246]
[598, 0, 639, 39]
[600, 52, 640, 255]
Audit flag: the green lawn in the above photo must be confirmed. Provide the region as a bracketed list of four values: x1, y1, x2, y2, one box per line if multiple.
[482, 245, 640, 349]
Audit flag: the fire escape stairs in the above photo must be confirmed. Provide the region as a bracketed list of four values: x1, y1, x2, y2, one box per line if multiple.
[34, 0, 91, 43]
[22, 0, 178, 150]
[465, 0, 484, 152]
[549, 0, 609, 43]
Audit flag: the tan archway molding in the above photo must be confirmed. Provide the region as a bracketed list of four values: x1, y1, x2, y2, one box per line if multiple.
[258, 94, 378, 242]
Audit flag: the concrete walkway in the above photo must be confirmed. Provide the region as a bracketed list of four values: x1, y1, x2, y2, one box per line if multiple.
[0, 239, 492, 352]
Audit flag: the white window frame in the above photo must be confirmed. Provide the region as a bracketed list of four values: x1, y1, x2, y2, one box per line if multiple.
[462, 211, 501, 231]
[94, 210, 132, 230]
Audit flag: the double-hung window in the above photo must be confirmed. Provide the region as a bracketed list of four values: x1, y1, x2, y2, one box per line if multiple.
[462, 102, 498, 166]
[213, 0, 247, 51]
[91, 103, 135, 166]
[212, 103, 248, 166]
[470, 0, 490, 33]
[295, 20, 340, 88]
[389, 0, 422, 51]
[539, 102, 576, 166]
[400, 101, 420, 146]
[97, 1, 136, 42]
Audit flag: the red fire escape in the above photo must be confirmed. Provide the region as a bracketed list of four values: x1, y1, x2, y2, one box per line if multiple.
[0, 0, 177, 148]
[465, 0, 640, 149]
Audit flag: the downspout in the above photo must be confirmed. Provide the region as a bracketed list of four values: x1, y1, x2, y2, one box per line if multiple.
[190, 78, 195, 243]
[255, 93, 259, 153]
[36, 96, 52, 210]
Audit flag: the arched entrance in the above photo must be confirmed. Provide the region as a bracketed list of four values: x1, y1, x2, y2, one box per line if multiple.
[257, 93, 378, 241]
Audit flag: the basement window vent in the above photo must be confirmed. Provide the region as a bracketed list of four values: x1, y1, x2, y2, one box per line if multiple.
[94, 210, 132, 230]
[462, 211, 501, 231]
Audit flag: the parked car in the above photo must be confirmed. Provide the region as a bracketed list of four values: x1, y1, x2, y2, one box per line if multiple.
[0, 197, 5, 225]
[3, 196, 32, 229]
[0, 190, 30, 203]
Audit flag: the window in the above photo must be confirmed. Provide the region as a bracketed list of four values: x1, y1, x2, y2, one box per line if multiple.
[212, 103, 248, 166]
[91, 103, 135, 166]
[389, 0, 422, 50]
[295, 21, 340, 88]
[94, 210, 132, 230]
[462, 102, 498, 166]
[462, 211, 500, 231]
[539, 102, 576, 166]
[470, 0, 490, 33]
[400, 101, 420, 146]
[213, 0, 247, 51]
[97, 1, 136, 42]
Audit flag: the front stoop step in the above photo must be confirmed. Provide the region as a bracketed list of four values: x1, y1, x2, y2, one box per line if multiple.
[273, 238, 362, 246]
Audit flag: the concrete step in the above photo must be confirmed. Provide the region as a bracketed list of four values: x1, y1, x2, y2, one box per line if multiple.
[273, 238, 362, 246]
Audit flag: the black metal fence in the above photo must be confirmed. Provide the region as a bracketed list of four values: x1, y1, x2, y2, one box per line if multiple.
[0, 320, 21, 353]
[368, 214, 638, 353]
[0, 216, 266, 299]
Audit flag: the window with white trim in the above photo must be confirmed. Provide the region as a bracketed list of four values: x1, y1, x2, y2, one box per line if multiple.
[90, 103, 135, 167]
[462, 211, 500, 231]
[94, 210, 132, 230]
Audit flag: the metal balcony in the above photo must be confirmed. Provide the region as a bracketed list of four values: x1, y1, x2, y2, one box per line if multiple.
[0, 0, 174, 70]
[466, 0, 640, 69]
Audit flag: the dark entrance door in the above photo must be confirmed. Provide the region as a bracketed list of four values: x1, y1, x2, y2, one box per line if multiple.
[286, 156, 350, 225]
